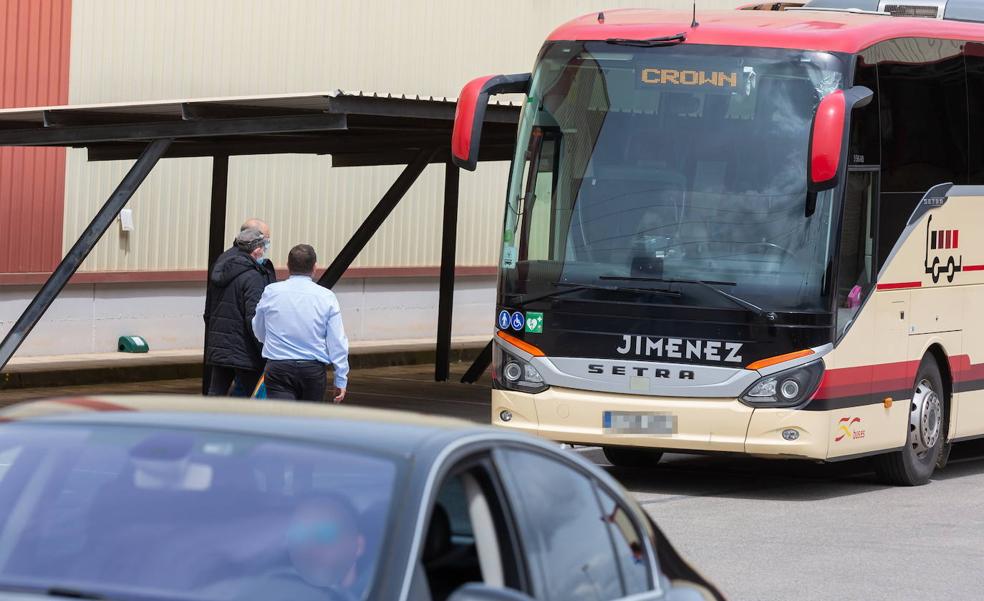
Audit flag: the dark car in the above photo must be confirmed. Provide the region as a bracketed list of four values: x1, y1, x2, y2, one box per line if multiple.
[0, 396, 723, 601]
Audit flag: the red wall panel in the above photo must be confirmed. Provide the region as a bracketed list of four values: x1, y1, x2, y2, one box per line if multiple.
[0, 0, 71, 273]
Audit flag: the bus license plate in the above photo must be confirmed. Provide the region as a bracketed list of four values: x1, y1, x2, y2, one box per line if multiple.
[603, 411, 676, 435]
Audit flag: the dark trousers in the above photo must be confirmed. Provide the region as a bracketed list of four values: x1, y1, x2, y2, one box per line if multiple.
[207, 365, 263, 397]
[264, 360, 328, 402]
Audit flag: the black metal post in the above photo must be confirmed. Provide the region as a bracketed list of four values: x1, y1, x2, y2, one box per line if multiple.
[435, 162, 460, 381]
[318, 148, 433, 289]
[207, 155, 230, 269]
[202, 154, 230, 394]
[461, 340, 493, 384]
[0, 138, 172, 372]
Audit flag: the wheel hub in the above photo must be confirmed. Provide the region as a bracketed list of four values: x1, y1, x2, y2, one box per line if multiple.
[910, 379, 942, 457]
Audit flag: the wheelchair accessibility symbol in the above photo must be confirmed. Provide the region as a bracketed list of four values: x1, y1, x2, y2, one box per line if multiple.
[510, 312, 525, 331]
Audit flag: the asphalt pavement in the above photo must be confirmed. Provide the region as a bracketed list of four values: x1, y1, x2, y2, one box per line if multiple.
[3, 363, 983, 601]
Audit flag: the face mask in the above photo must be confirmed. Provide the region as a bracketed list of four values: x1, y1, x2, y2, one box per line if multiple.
[258, 239, 271, 264]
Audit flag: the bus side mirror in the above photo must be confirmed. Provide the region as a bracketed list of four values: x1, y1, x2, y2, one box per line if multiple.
[808, 86, 874, 193]
[452, 73, 530, 171]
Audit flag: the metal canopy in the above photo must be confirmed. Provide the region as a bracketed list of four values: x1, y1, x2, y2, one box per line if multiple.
[0, 90, 520, 384]
[0, 90, 519, 164]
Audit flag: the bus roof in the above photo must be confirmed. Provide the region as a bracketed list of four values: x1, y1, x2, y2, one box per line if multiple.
[548, 8, 984, 53]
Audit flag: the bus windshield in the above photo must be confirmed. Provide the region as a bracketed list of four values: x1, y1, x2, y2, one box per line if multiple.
[501, 42, 849, 313]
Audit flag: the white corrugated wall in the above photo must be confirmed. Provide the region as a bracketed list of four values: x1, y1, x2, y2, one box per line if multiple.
[65, 0, 745, 272]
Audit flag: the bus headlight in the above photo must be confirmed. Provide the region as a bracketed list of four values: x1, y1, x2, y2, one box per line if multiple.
[740, 360, 824, 408]
[493, 344, 548, 394]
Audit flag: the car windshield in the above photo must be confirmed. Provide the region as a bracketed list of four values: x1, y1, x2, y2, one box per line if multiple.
[501, 42, 848, 312]
[0, 422, 398, 601]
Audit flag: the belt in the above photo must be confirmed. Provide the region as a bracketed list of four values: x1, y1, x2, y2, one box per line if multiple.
[267, 359, 326, 367]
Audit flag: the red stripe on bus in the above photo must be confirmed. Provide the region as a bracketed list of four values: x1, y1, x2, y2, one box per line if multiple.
[963, 264, 984, 271]
[953, 230, 959, 249]
[815, 355, 984, 402]
[876, 281, 922, 290]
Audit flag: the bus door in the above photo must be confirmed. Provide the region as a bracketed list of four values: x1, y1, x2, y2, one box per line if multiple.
[836, 168, 879, 340]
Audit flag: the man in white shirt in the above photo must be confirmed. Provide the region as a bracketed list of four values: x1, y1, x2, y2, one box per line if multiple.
[252, 244, 349, 402]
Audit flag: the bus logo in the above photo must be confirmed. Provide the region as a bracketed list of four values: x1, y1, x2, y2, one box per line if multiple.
[835, 417, 865, 442]
[924, 214, 962, 284]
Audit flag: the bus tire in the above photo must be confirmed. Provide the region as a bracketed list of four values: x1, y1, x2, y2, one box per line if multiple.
[873, 356, 946, 486]
[602, 446, 663, 468]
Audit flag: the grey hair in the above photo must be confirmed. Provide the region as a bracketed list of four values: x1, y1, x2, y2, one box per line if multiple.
[235, 228, 266, 252]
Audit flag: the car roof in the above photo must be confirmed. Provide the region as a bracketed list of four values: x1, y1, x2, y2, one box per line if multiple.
[0, 396, 490, 458]
[549, 8, 984, 53]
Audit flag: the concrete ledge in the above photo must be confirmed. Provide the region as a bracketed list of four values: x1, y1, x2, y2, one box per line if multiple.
[0, 336, 490, 390]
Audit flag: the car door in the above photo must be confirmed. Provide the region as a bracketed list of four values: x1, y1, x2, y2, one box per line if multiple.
[492, 446, 665, 601]
[408, 453, 529, 601]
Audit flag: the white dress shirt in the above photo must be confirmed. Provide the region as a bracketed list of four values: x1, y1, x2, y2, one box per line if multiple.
[252, 275, 350, 389]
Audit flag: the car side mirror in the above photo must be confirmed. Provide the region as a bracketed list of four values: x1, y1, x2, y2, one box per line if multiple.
[452, 73, 530, 171]
[447, 583, 535, 601]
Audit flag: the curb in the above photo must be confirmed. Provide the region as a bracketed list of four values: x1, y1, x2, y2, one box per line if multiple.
[0, 344, 486, 390]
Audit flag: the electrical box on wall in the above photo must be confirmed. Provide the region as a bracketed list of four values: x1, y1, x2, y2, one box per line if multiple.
[118, 335, 149, 353]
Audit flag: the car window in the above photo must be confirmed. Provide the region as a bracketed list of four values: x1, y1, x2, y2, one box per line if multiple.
[596, 486, 651, 595]
[0, 422, 399, 601]
[498, 449, 638, 601]
[421, 470, 508, 601]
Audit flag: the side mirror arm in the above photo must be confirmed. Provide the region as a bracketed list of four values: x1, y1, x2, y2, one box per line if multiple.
[452, 73, 531, 171]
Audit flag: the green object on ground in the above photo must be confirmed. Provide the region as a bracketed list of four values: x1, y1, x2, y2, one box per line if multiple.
[118, 335, 149, 353]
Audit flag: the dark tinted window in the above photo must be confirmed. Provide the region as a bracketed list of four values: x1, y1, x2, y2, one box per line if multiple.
[966, 44, 984, 182]
[849, 59, 880, 167]
[499, 450, 651, 600]
[872, 38, 968, 192]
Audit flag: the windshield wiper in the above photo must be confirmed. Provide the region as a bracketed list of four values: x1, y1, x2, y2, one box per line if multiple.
[600, 275, 777, 321]
[513, 281, 680, 308]
[606, 32, 686, 47]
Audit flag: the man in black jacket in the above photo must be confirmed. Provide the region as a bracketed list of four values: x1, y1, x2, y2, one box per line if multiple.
[204, 227, 273, 396]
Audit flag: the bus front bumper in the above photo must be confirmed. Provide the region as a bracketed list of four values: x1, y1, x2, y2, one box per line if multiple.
[492, 386, 832, 460]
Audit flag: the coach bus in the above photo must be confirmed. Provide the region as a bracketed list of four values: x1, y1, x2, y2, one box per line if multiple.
[452, 0, 984, 485]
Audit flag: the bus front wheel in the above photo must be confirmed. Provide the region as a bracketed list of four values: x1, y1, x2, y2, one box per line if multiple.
[873, 356, 946, 486]
[602, 446, 663, 468]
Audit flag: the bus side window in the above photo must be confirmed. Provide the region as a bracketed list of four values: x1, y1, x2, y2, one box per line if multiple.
[849, 58, 879, 168]
[836, 171, 877, 337]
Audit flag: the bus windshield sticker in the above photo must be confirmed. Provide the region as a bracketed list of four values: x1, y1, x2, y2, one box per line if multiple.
[497, 310, 511, 331]
[636, 58, 744, 94]
[502, 244, 518, 269]
[510, 312, 525, 332]
[525, 312, 544, 334]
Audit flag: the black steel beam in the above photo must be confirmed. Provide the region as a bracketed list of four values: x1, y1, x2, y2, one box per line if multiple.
[181, 101, 325, 121]
[461, 340, 493, 384]
[331, 144, 514, 168]
[207, 155, 230, 268]
[202, 154, 230, 395]
[0, 113, 347, 146]
[435, 162, 460, 382]
[84, 134, 517, 163]
[43, 109, 180, 127]
[0, 138, 173, 372]
[318, 148, 434, 289]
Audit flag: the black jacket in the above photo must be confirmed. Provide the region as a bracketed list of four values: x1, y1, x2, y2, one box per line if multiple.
[204, 246, 277, 371]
